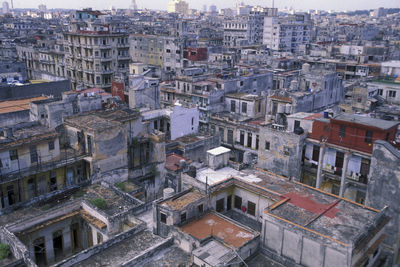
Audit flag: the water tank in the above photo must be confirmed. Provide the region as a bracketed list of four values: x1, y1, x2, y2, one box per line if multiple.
[285, 104, 292, 114]
[277, 103, 285, 113]
[163, 188, 175, 199]
[179, 159, 186, 169]
[302, 63, 310, 73]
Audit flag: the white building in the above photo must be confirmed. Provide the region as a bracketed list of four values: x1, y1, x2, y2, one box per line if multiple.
[263, 13, 312, 53]
[167, 0, 189, 15]
[2, 1, 9, 14]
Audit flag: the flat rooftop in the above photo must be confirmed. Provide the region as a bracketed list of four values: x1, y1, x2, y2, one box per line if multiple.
[207, 146, 231, 156]
[192, 240, 235, 266]
[64, 113, 121, 132]
[333, 113, 399, 130]
[85, 184, 139, 217]
[180, 213, 257, 248]
[0, 96, 48, 114]
[165, 153, 190, 171]
[287, 112, 323, 120]
[74, 230, 164, 267]
[207, 168, 386, 247]
[161, 189, 204, 211]
[0, 122, 58, 149]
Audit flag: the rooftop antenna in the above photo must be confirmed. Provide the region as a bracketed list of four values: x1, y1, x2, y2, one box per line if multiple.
[272, 0, 275, 8]
[11, 0, 14, 10]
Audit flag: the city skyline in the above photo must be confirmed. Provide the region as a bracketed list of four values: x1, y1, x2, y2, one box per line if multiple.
[5, 0, 400, 12]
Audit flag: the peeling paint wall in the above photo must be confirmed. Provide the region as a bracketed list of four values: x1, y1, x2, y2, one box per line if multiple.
[257, 126, 306, 180]
[366, 140, 400, 261]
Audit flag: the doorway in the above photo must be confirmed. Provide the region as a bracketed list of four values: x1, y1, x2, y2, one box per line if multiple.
[33, 237, 47, 267]
[52, 230, 64, 261]
[227, 195, 232, 211]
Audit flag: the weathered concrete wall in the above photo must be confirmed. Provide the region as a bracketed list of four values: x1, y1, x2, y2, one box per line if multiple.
[121, 237, 173, 266]
[0, 227, 37, 267]
[366, 140, 400, 255]
[0, 110, 30, 127]
[261, 215, 349, 267]
[0, 80, 71, 101]
[257, 126, 306, 180]
[54, 223, 147, 267]
[170, 105, 199, 140]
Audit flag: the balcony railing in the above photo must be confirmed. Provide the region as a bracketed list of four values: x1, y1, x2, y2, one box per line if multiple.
[0, 148, 87, 184]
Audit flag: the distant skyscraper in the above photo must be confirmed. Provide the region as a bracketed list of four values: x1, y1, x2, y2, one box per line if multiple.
[2, 1, 9, 14]
[38, 4, 47, 13]
[202, 4, 207, 13]
[209, 5, 217, 13]
[130, 0, 137, 10]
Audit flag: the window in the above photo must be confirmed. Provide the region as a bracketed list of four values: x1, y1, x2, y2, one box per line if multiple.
[30, 145, 38, 163]
[389, 90, 396, 98]
[240, 131, 245, 146]
[227, 130, 233, 144]
[180, 212, 186, 223]
[242, 102, 247, 113]
[230, 100, 236, 112]
[265, 141, 270, 150]
[234, 195, 242, 209]
[258, 101, 261, 113]
[256, 135, 259, 150]
[339, 125, 346, 138]
[377, 89, 383, 96]
[216, 198, 224, 212]
[198, 204, 203, 213]
[0, 159, 2, 168]
[48, 141, 55, 151]
[247, 133, 252, 148]
[294, 120, 301, 129]
[9, 149, 18, 160]
[160, 213, 167, 223]
[365, 130, 373, 143]
[219, 127, 224, 141]
[247, 201, 256, 216]
[386, 132, 390, 141]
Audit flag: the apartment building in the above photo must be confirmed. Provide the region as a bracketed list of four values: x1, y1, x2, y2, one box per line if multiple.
[223, 12, 265, 48]
[129, 34, 183, 76]
[63, 9, 130, 91]
[263, 13, 312, 53]
[0, 122, 88, 212]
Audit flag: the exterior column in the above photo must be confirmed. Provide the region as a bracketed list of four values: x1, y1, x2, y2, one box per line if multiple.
[316, 145, 326, 189]
[339, 152, 351, 197]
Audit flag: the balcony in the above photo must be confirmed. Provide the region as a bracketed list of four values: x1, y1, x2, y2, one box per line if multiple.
[100, 57, 113, 62]
[0, 149, 87, 184]
[99, 44, 112, 49]
[117, 43, 130, 48]
[83, 69, 95, 74]
[100, 69, 114, 74]
[117, 55, 130, 60]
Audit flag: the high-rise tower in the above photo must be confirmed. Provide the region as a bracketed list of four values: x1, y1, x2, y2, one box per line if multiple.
[130, 0, 137, 10]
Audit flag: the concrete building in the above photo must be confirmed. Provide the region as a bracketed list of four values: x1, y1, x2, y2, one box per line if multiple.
[210, 93, 266, 163]
[2, 1, 9, 14]
[0, 96, 49, 127]
[0, 122, 88, 213]
[173, 157, 390, 267]
[263, 13, 312, 53]
[368, 79, 400, 105]
[223, 13, 265, 48]
[167, 0, 189, 15]
[129, 34, 183, 77]
[64, 9, 130, 91]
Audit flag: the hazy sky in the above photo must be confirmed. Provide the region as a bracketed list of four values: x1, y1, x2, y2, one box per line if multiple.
[8, 0, 400, 12]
